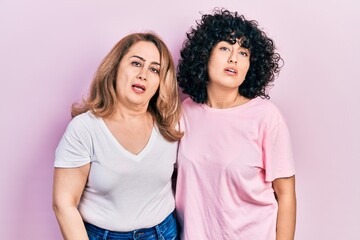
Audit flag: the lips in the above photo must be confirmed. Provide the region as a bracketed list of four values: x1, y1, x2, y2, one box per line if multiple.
[224, 67, 238, 75]
[131, 84, 146, 94]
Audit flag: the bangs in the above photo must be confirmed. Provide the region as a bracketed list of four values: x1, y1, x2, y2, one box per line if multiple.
[225, 33, 250, 49]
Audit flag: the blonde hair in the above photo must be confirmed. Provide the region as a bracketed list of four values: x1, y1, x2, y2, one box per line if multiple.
[72, 32, 183, 142]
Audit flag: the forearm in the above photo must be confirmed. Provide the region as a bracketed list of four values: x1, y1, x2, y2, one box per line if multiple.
[276, 193, 296, 240]
[53, 205, 89, 240]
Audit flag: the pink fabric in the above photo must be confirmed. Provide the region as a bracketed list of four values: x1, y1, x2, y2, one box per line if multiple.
[175, 97, 295, 240]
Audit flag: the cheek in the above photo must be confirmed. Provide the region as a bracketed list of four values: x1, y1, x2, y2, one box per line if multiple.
[240, 61, 250, 73]
[208, 57, 218, 69]
[207, 59, 217, 73]
[149, 78, 160, 92]
[245, 64, 251, 74]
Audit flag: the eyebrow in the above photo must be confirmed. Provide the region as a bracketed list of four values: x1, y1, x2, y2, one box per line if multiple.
[132, 55, 160, 66]
[221, 42, 250, 52]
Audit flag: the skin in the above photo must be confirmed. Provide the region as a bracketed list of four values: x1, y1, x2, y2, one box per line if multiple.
[107, 41, 161, 155]
[207, 40, 296, 239]
[52, 41, 161, 240]
[115, 41, 160, 114]
[273, 176, 297, 240]
[207, 41, 251, 108]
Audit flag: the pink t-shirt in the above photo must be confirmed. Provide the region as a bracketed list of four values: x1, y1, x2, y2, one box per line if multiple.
[176, 97, 295, 240]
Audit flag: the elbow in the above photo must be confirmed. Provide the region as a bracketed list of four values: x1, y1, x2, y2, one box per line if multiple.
[52, 199, 62, 216]
[52, 198, 75, 217]
[52, 191, 80, 215]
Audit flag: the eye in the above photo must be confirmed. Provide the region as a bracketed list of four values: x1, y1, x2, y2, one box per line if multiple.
[150, 67, 160, 74]
[131, 61, 142, 67]
[220, 46, 230, 51]
[239, 51, 248, 57]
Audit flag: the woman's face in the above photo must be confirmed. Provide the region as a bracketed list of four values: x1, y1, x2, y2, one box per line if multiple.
[115, 41, 161, 109]
[207, 40, 250, 91]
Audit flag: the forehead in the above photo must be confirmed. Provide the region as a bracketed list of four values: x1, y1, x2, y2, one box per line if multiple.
[216, 40, 249, 50]
[126, 41, 160, 61]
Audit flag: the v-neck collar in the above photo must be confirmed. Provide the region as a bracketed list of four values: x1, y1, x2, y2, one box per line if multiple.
[98, 117, 158, 161]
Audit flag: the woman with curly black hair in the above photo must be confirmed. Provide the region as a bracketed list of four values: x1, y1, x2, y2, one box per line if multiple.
[175, 9, 296, 240]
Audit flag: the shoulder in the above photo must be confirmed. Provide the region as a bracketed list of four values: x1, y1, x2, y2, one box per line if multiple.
[71, 111, 97, 126]
[252, 98, 285, 118]
[55, 112, 95, 167]
[67, 111, 98, 135]
[182, 97, 195, 106]
[180, 98, 202, 130]
[248, 97, 289, 131]
[251, 97, 280, 112]
[181, 97, 205, 120]
[181, 97, 202, 111]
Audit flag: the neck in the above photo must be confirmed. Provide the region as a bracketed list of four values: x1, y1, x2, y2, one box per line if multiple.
[206, 88, 248, 109]
[111, 102, 151, 121]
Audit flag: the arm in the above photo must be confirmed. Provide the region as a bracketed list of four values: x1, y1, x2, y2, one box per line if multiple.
[273, 175, 296, 240]
[52, 164, 90, 240]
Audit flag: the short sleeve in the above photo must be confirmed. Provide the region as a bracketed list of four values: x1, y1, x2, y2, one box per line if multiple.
[263, 120, 295, 182]
[54, 116, 93, 168]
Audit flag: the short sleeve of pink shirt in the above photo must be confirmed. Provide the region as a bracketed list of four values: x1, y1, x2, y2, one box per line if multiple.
[175, 97, 295, 240]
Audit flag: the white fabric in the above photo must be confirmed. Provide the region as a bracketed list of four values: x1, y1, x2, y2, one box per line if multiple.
[55, 111, 177, 231]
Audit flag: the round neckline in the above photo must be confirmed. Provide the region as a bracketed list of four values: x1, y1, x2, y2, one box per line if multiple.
[200, 97, 259, 112]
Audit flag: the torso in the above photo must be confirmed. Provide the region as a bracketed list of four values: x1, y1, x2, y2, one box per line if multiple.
[175, 98, 295, 240]
[55, 111, 178, 231]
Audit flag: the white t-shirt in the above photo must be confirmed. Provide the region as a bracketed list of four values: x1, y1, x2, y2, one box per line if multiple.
[55, 111, 177, 231]
[176, 97, 295, 240]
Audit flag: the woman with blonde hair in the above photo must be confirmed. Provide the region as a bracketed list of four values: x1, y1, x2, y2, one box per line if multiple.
[53, 32, 182, 240]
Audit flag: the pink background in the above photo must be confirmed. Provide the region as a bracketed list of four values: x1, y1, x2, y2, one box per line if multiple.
[1, 0, 359, 239]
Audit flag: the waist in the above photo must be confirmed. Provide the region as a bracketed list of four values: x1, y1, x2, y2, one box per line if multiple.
[84, 211, 176, 238]
[79, 188, 175, 230]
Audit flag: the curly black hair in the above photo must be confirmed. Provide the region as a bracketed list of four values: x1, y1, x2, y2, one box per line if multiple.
[177, 8, 283, 103]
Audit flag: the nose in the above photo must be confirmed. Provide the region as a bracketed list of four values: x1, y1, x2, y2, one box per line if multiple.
[228, 52, 237, 64]
[137, 69, 147, 81]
